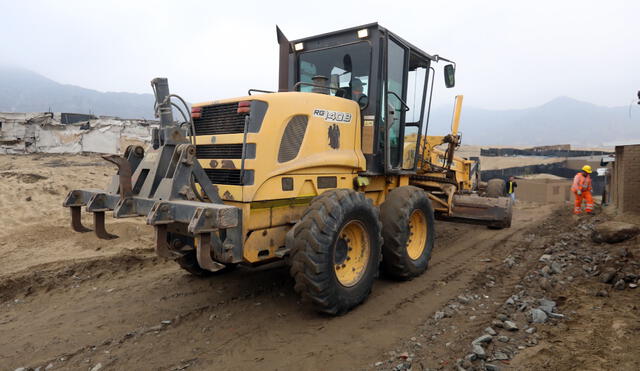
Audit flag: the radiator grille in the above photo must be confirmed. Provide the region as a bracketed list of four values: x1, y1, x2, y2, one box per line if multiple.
[204, 169, 242, 185]
[194, 103, 246, 135]
[196, 144, 243, 159]
[277, 115, 308, 163]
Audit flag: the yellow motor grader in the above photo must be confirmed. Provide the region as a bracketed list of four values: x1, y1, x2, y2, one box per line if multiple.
[63, 23, 511, 314]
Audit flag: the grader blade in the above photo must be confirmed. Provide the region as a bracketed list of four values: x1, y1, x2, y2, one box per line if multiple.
[441, 194, 513, 228]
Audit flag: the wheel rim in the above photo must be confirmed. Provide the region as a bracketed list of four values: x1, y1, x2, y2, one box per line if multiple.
[407, 209, 428, 260]
[334, 220, 370, 287]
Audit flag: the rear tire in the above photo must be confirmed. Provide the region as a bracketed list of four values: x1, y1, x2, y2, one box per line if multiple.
[289, 189, 382, 315]
[486, 178, 507, 198]
[380, 186, 435, 280]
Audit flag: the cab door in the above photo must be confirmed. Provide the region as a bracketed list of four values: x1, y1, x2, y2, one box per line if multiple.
[383, 37, 430, 173]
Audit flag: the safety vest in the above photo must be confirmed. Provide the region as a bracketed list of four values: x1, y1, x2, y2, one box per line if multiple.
[572, 173, 592, 192]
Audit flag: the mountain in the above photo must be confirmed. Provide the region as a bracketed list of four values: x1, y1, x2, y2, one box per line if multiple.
[427, 96, 640, 147]
[0, 67, 155, 119]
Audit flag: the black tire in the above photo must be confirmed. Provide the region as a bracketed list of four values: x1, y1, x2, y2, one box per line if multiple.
[289, 189, 382, 315]
[176, 249, 237, 277]
[380, 186, 435, 280]
[486, 178, 507, 198]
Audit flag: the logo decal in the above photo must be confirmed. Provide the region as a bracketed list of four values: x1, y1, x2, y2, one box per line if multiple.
[313, 109, 352, 123]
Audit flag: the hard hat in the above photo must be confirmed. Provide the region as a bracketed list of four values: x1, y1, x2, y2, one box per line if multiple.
[582, 165, 592, 173]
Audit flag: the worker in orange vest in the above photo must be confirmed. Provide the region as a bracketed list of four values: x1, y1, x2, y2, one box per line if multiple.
[572, 165, 593, 214]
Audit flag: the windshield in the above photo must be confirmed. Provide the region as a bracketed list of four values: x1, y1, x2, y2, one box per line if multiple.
[298, 42, 371, 103]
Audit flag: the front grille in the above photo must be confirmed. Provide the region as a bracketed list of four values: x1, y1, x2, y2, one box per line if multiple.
[204, 169, 242, 185]
[196, 144, 243, 159]
[278, 115, 308, 162]
[194, 103, 246, 135]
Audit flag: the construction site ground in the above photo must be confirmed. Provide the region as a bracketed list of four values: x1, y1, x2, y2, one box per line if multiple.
[1, 154, 639, 371]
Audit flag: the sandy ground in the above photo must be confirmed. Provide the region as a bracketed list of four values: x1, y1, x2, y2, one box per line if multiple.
[1, 154, 638, 371]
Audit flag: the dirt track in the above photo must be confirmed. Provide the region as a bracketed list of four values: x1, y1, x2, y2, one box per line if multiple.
[0, 155, 555, 370]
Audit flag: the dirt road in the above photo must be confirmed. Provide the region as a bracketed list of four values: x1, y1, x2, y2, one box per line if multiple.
[1, 155, 554, 370]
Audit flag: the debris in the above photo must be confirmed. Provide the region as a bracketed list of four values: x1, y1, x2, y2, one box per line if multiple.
[595, 289, 609, 297]
[614, 279, 626, 290]
[493, 351, 510, 360]
[472, 334, 493, 345]
[525, 327, 537, 334]
[471, 344, 486, 359]
[538, 299, 556, 314]
[374, 361, 384, 367]
[457, 295, 471, 304]
[161, 320, 172, 325]
[497, 336, 510, 342]
[485, 364, 500, 371]
[503, 320, 519, 331]
[630, 283, 638, 289]
[484, 327, 497, 336]
[434, 311, 446, 321]
[492, 319, 504, 328]
[90, 364, 103, 371]
[539, 254, 553, 263]
[591, 221, 640, 243]
[529, 308, 548, 323]
[599, 270, 617, 284]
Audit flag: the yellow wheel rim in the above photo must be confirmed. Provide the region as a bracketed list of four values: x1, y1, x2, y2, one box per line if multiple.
[334, 220, 370, 287]
[407, 209, 428, 260]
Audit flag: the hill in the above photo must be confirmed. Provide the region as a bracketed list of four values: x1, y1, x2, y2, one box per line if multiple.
[0, 67, 155, 119]
[427, 96, 640, 147]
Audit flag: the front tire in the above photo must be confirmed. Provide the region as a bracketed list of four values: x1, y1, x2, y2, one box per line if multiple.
[289, 189, 382, 315]
[380, 186, 435, 280]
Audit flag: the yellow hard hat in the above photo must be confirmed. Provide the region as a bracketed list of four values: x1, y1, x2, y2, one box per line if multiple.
[582, 165, 592, 173]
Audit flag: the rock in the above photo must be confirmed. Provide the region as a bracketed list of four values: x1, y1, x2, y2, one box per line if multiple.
[492, 320, 504, 328]
[630, 283, 638, 289]
[504, 320, 519, 331]
[497, 335, 510, 342]
[434, 311, 445, 320]
[596, 289, 609, 297]
[504, 256, 516, 267]
[550, 261, 563, 274]
[494, 351, 510, 360]
[485, 364, 501, 371]
[45, 364, 54, 370]
[484, 327, 497, 336]
[471, 344, 486, 359]
[161, 320, 172, 325]
[14, 368, 26, 371]
[374, 361, 384, 367]
[461, 359, 473, 369]
[525, 327, 537, 334]
[539, 254, 553, 263]
[147, 324, 163, 332]
[398, 352, 409, 360]
[25, 196, 32, 201]
[614, 279, 626, 290]
[615, 247, 629, 258]
[497, 314, 509, 321]
[538, 299, 556, 314]
[90, 364, 103, 371]
[457, 295, 471, 304]
[599, 270, 617, 284]
[472, 334, 493, 345]
[592, 221, 640, 243]
[541, 265, 552, 276]
[529, 308, 548, 323]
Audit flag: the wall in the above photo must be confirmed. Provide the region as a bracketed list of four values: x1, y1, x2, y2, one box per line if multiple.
[515, 178, 572, 204]
[613, 144, 640, 214]
[0, 112, 156, 154]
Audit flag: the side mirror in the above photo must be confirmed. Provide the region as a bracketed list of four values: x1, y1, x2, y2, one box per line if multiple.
[444, 64, 455, 88]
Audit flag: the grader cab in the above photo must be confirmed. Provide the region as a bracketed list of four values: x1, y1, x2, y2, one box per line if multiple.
[63, 23, 512, 314]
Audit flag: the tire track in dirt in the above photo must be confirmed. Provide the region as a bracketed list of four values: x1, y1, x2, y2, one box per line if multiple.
[2, 205, 553, 370]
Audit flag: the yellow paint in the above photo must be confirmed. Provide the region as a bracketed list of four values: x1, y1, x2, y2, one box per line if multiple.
[243, 225, 290, 262]
[333, 220, 370, 287]
[407, 209, 428, 260]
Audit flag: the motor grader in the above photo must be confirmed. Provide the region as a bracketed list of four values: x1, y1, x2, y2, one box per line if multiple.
[63, 23, 511, 315]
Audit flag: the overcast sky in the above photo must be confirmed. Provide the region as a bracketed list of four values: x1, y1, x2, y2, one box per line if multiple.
[1, 0, 638, 110]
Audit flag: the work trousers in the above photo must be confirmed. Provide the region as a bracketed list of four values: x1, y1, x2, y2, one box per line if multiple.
[573, 191, 593, 214]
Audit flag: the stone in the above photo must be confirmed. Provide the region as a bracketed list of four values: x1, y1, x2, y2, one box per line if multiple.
[161, 320, 172, 325]
[472, 344, 486, 359]
[538, 299, 556, 314]
[592, 221, 640, 243]
[550, 262, 563, 274]
[529, 308, 548, 323]
[540, 277, 552, 291]
[434, 311, 445, 320]
[46, 364, 54, 370]
[492, 320, 504, 328]
[14, 368, 26, 371]
[599, 270, 617, 284]
[504, 320, 519, 331]
[539, 254, 553, 263]
[497, 314, 509, 321]
[485, 364, 501, 371]
[614, 279, 626, 290]
[541, 265, 552, 275]
[596, 289, 609, 297]
[457, 295, 471, 304]
[497, 335, 510, 342]
[472, 334, 493, 345]
[630, 283, 638, 289]
[374, 361, 384, 367]
[494, 351, 510, 360]
[504, 256, 516, 267]
[90, 364, 103, 371]
[464, 353, 477, 362]
[525, 327, 537, 334]
[484, 327, 497, 336]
